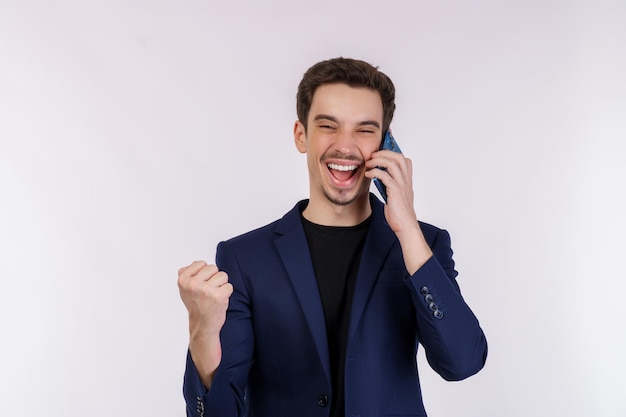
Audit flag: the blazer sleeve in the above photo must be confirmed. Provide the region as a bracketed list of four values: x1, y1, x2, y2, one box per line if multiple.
[406, 227, 488, 381]
[182, 240, 253, 417]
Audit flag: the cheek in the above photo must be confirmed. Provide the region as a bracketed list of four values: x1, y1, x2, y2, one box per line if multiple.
[360, 142, 380, 160]
[307, 152, 323, 175]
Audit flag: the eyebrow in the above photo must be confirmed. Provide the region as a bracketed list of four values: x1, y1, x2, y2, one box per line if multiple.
[313, 114, 338, 123]
[357, 120, 381, 129]
[313, 114, 380, 129]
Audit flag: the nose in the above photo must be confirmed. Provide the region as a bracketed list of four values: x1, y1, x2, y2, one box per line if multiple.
[333, 129, 359, 154]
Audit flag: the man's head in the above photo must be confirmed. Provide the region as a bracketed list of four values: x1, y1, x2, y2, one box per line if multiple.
[296, 57, 396, 136]
[293, 58, 397, 222]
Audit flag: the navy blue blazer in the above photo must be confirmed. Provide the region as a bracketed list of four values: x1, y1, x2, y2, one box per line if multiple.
[183, 195, 487, 417]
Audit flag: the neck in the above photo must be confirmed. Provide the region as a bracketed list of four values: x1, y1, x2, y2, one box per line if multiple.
[302, 193, 372, 227]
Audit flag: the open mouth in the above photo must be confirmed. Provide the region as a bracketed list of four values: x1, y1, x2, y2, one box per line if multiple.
[327, 163, 359, 182]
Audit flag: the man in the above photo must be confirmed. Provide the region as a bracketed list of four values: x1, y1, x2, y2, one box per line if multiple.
[178, 57, 487, 417]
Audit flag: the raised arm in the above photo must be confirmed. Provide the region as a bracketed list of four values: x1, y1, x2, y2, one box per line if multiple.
[178, 261, 233, 389]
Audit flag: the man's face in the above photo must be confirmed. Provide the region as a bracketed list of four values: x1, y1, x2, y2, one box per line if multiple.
[294, 83, 383, 207]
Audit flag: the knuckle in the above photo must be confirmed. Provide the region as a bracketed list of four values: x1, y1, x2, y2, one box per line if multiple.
[191, 278, 209, 295]
[225, 283, 234, 296]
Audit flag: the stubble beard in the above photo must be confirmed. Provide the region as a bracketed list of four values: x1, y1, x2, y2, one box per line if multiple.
[323, 187, 357, 206]
[322, 179, 371, 207]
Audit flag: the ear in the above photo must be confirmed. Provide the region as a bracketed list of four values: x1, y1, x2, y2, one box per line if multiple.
[294, 120, 307, 154]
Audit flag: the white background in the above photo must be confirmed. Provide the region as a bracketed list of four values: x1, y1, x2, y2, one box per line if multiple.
[1, 1, 625, 416]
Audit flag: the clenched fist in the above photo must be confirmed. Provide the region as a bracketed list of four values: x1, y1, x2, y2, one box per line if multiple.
[178, 260, 233, 387]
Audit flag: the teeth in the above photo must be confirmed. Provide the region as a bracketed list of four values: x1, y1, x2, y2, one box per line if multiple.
[328, 163, 358, 172]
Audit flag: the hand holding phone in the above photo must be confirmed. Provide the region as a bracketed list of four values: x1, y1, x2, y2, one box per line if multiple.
[373, 130, 402, 203]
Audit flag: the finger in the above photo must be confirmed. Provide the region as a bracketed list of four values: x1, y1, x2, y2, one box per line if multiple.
[370, 149, 406, 163]
[381, 154, 412, 186]
[389, 157, 411, 188]
[367, 159, 402, 183]
[178, 263, 218, 289]
[202, 281, 232, 305]
[178, 261, 204, 290]
[218, 282, 234, 298]
[365, 165, 390, 179]
[207, 270, 229, 287]
[178, 260, 207, 277]
[366, 152, 404, 173]
[183, 269, 223, 295]
[183, 266, 221, 292]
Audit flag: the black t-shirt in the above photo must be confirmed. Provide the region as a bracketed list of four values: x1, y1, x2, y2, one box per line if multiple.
[301, 213, 371, 417]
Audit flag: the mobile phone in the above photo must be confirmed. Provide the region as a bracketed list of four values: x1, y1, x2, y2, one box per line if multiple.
[373, 130, 402, 203]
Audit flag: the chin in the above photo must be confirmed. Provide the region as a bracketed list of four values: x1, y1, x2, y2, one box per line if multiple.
[323, 187, 368, 207]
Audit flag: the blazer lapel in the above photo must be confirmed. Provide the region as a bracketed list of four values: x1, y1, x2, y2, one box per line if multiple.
[273, 201, 331, 384]
[347, 195, 397, 345]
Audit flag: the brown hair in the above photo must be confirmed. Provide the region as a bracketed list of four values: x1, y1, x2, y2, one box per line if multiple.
[296, 57, 396, 135]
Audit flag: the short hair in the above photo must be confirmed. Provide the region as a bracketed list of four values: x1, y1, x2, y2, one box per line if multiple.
[296, 57, 396, 135]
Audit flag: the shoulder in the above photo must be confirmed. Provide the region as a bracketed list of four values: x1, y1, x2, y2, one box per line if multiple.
[218, 199, 306, 250]
[221, 218, 280, 250]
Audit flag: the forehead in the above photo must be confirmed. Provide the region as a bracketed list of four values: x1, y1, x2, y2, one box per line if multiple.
[309, 83, 383, 123]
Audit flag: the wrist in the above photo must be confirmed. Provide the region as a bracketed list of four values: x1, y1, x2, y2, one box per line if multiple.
[189, 331, 222, 389]
[396, 224, 433, 275]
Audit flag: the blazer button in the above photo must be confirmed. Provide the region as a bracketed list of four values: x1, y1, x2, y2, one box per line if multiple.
[425, 293, 434, 303]
[434, 309, 444, 319]
[196, 396, 205, 416]
[420, 286, 429, 295]
[317, 394, 329, 407]
[428, 302, 438, 312]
